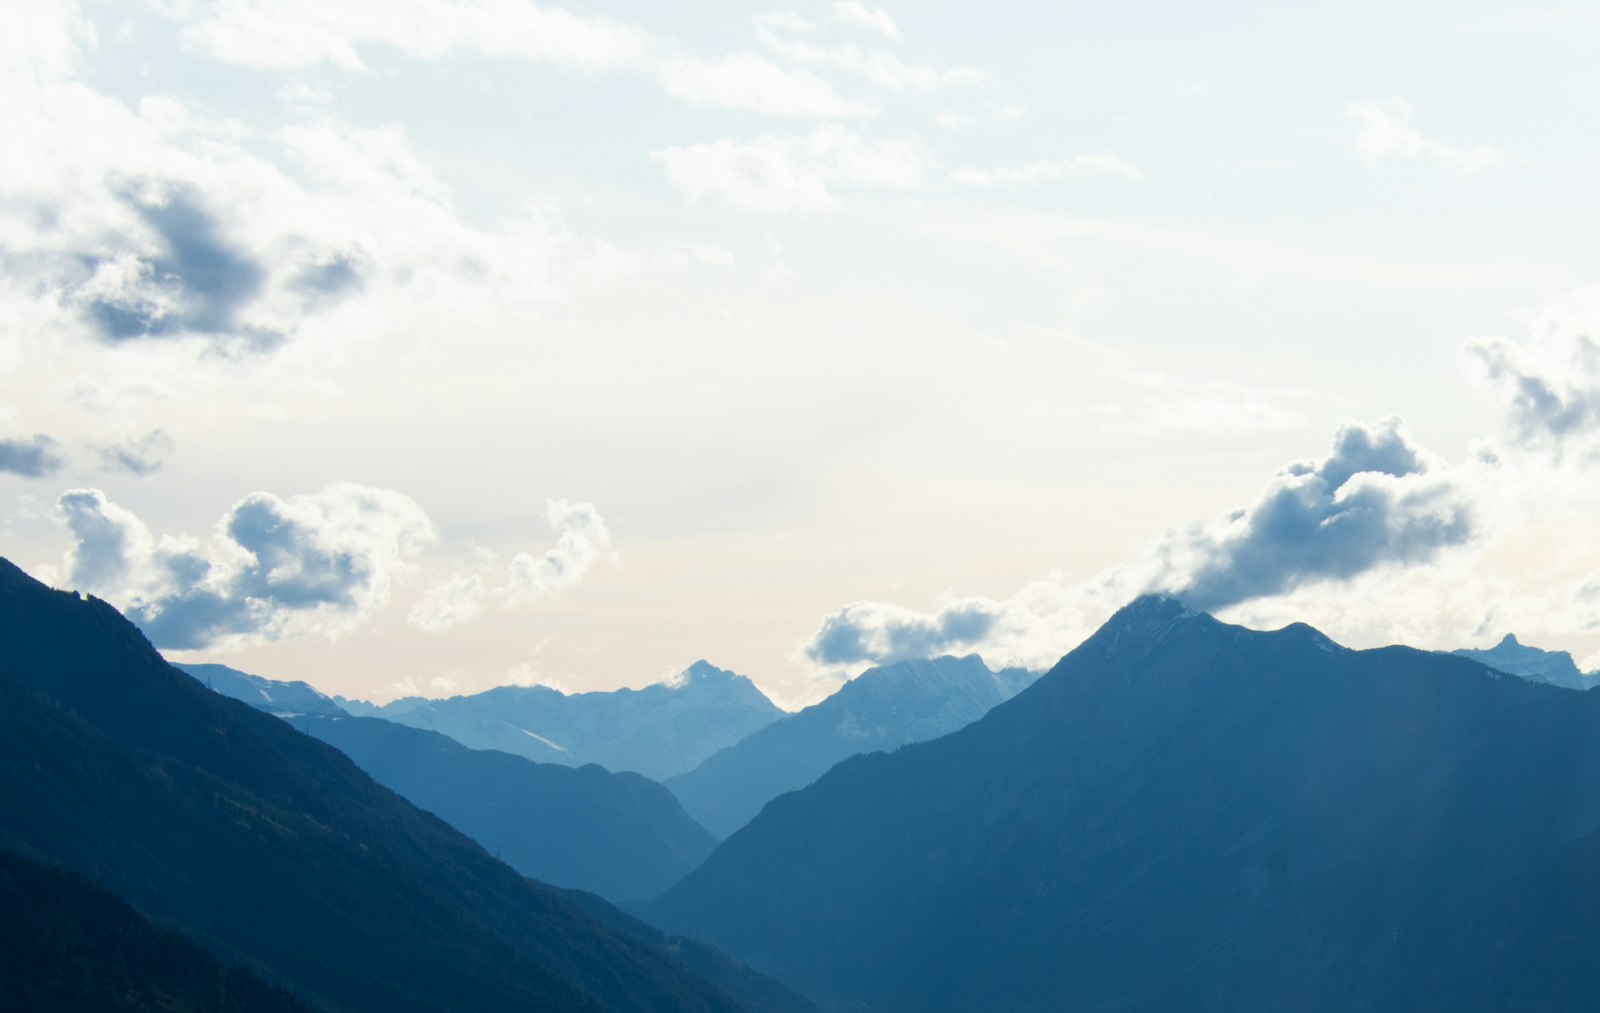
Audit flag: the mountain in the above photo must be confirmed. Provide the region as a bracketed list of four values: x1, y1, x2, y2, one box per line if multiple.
[1452, 633, 1596, 690]
[0, 848, 312, 1013]
[0, 558, 806, 1012]
[648, 595, 1600, 1011]
[297, 714, 716, 903]
[666, 656, 1036, 837]
[178, 661, 350, 716]
[346, 661, 785, 780]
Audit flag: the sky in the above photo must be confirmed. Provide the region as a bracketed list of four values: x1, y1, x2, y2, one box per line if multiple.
[4, 0, 1600, 708]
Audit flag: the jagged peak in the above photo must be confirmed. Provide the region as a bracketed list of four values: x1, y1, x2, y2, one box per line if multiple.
[1497, 633, 1522, 648]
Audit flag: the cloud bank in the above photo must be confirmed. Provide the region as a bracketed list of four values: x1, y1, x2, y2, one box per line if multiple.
[55, 483, 435, 650]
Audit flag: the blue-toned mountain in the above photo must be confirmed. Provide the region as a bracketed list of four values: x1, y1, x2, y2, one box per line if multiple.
[299, 714, 716, 902]
[0, 558, 807, 1012]
[1452, 632, 1596, 690]
[649, 596, 1600, 1011]
[667, 655, 1035, 837]
[343, 661, 783, 780]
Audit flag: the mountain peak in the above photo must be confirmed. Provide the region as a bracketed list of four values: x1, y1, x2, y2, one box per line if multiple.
[1103, 592, 1204, 636]
[683, 660, 731, 682]
[1497, 633, 1522, 648]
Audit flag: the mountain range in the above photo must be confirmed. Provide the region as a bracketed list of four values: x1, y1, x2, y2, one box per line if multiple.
[297, 714, 716, 902]
[648, 595, 1600, 1011]
[340, 661, 783, 781]
[172, 660, 717, 901]
[666, 655, 1035, 837]
[0, 557, 809, 1011]
[179, 661, 351, 716]
[1452, 633, 1596, 690]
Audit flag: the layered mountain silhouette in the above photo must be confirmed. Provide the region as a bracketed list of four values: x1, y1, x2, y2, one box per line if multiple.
[178, 661, 350, 716]
[1452, 633, 1596, 690]
[297, 714, 716, 902]
[667, 655, 1035, 837]
[0, 558, 809, 1011]
[341, 661, 783, 780]
[649, 595, 1600, 1011]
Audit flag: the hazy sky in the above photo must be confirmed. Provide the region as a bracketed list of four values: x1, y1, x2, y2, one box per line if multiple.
[5, 0, 1600, 707]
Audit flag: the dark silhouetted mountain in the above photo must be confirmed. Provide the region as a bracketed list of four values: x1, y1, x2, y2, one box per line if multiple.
[666, 656, 1037, 837]
[345, 661, 784, 780]
[648, 595, 1600, 1011]
[297, 714, 716, 902]
[0, 848, 311, 1012]
[1452, 633, 1596, 690]
[0, 557, 796, 1012]
[178, 661, 350, 716]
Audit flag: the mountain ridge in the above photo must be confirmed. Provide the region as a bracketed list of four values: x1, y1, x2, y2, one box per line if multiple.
[648, 594, 1600, 1010]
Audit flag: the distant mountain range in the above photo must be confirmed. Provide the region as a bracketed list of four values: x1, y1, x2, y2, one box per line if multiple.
[0, 558, 810, 1011]
[1452, 633, 1597, 690]
[174, 661, 717, 901]
[178, 661, 351, 716]
[648, 595, 1600, 1011]
[298, 714, 716, 902]
[667, 656, 1036, 837]
[340, 660, 784, 781]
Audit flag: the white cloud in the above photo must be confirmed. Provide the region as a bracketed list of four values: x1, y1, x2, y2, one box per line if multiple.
[504, 498, 618, 604]
[405, 499, 618, 632]
[406, 573, 485, 632]
[55, 483, 437, 650]
[830, 1, 900, 40]
[1461, 284, 1600, 453]
[657, 52, 875, 119]
[652, 126, 925, 213]
[802, 577, 1106, 677]
[801, 416, 1477, 678]
[181, 0, 647, 72]
[756, 21, 985, 93]
[1348, 99, 1503, 175]
[950, 152, 1144, 187]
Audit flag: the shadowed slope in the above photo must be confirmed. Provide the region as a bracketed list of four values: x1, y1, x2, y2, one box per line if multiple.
[300, 714, 716, 903]
[650, 596, 1600, 1011]
[0, 557, 766, 1012]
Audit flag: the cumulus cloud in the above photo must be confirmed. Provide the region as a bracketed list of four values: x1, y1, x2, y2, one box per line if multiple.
[505, 499, 617, 603]
[801, 417, 1477, 677]
[652, 126, 925, 213]
[1348, 99, 1503, 175]
[1145, 417, 1474, 611]
[0, 435, 65, 477]
[949, 152, 1143, 187]
[406, 499, 618, 632]
[79, 187, 271, 345]
[1461, 285, 1600, 452]
[54, 483, 436, 650]
[93, 429, 175, 475]
[802, 577, 1107, 676]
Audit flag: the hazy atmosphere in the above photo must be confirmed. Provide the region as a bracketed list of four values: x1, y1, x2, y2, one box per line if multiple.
[6, 0, 1600, 707]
